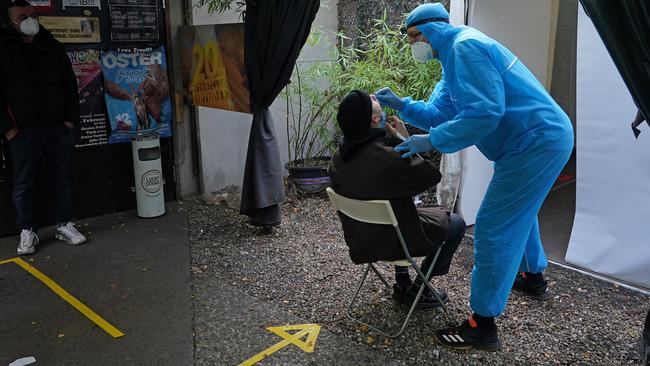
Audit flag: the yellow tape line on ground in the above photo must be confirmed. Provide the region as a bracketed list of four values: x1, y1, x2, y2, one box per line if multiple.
[239, 324, 321, 366]
[0, 257, 124, 338]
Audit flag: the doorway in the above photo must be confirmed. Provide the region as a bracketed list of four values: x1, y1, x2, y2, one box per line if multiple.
[540, 0, 578, 263]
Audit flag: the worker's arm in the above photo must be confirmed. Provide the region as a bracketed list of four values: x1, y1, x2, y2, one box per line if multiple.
[399, 77, 456, 131]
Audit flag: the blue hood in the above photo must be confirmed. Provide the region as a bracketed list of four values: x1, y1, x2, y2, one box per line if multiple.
[406, 3, 459, 59]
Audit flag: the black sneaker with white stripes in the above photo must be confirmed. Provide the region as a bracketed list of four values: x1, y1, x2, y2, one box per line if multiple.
[434, 318, 502, 351]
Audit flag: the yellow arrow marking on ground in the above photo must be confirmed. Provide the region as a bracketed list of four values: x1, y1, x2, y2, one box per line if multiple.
[0, 257, 124, 338]
[239, 323, 321, 366]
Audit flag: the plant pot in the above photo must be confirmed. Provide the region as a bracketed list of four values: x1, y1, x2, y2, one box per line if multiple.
[285, 157, 331, 195]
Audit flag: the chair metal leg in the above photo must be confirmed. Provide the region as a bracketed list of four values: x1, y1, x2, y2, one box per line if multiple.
[347, 264, 372, 321]
[346, 259, 444, 338]
[394, 228, 449, 316]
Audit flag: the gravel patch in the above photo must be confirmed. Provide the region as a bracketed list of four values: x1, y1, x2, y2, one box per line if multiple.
[186, 197, 648, 366]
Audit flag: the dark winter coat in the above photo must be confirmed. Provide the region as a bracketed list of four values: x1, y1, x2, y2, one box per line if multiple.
[0, 27, 79, 134]
[328, 131, 450, 264]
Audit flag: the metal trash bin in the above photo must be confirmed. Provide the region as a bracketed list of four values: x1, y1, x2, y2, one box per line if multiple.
[131, 132, 165, 218]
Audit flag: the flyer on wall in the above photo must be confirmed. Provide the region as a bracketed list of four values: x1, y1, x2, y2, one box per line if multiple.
[68, 49, 109, 147]
[39, 16, 101, 43]
[62, 0, 101, 10]
[28, 0, 51, 5]
[29, 0, 53, 12]
[100, 46, 172, 144]
[108, 0, 160, 42]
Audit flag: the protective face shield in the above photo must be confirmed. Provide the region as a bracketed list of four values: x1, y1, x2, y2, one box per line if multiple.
[411, 41, 434, 63]
[15, 17, 40, 36]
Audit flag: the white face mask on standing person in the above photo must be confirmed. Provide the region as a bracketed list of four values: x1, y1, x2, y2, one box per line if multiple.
[14, 17, 40, 36]
[411, 40, 434, 63]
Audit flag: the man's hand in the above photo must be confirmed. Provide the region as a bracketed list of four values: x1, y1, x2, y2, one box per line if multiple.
[387, 116, 409, 138]
[63, 121, 74, 130]
[4, 128, 19, 141]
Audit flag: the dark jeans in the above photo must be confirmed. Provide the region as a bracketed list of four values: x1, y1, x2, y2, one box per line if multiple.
[8, 125, 73, 230]
[420, 212, 466, 277]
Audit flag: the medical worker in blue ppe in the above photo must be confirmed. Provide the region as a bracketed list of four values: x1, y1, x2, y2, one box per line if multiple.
[376, 3, 573, 351]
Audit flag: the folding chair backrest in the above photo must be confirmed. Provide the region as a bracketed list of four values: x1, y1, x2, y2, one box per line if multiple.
[326, 187, 398, 226]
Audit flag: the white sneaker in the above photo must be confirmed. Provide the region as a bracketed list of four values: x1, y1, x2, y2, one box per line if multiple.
[55, 222, 87, 245]
[17, 229, 39, 255]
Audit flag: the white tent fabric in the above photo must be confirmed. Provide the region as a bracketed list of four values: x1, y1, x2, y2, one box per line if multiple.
[436, 152, 462, 212]
[565, 6, 650, 290]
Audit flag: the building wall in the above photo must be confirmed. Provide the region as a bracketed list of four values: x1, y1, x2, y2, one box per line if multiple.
[190, 1, 338, 200]
[468, 0, 555, 88]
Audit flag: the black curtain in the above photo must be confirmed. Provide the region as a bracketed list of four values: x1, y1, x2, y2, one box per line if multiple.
[240, 0, 320, 226]
[580, 0, 650, 136]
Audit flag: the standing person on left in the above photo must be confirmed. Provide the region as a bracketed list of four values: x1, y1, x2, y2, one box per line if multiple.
[0, 0, 86, 255]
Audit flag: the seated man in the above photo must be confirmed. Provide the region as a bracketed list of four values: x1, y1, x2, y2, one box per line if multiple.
[329, 90, 465, 308]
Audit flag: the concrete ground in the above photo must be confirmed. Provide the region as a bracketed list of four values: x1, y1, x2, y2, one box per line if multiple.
[0, 203, 391, 365]
[0, 206, 194, 365]
[1, 199, 647, 365]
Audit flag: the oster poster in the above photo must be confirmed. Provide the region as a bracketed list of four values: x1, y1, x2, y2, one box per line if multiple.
[100, 47, 172, 144]
[67, 49, 108, 147]
[179, 24, 250, 113]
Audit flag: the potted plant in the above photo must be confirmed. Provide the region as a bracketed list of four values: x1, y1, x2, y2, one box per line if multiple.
[283, 63, 339, 195]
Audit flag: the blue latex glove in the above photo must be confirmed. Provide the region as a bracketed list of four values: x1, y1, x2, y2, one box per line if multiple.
[394, 134, 434, 158]
[375, 87, 406, 111]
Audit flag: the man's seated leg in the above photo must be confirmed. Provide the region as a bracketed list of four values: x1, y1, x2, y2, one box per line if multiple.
[392, 264, 412, 302]
[400, 213, 466, 308]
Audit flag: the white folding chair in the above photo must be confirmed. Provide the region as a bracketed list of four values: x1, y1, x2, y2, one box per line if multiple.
[326, 187, 447, 338]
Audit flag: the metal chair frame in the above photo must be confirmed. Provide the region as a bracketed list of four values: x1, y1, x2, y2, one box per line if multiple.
[326, 188, 447, 338]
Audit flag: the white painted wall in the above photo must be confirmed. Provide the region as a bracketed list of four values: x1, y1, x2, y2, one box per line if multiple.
[190, 1, 338, 197]
[467, 0, 555, 88]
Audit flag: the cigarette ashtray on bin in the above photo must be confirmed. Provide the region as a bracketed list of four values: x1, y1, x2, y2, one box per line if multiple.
[131, 131, 165, 218]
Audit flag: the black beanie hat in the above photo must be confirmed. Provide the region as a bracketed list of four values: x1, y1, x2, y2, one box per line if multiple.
[336, 90, 372, 137]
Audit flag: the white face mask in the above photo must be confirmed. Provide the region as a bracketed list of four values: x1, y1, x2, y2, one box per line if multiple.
[411, 41, 433, 63]
[16, 17, 40, 36]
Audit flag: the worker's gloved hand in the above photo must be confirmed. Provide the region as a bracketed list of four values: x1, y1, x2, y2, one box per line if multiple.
[394, 134, 434, 158]
[375, 87, 406, 111]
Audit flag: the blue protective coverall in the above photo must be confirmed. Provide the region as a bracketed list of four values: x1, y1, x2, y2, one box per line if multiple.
[400, 6, 574, 317]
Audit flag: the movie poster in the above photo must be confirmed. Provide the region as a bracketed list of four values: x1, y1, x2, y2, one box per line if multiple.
[67, 49, 108, 147]
[179, 23, 250, 113]
[100, 47, 172, 144]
